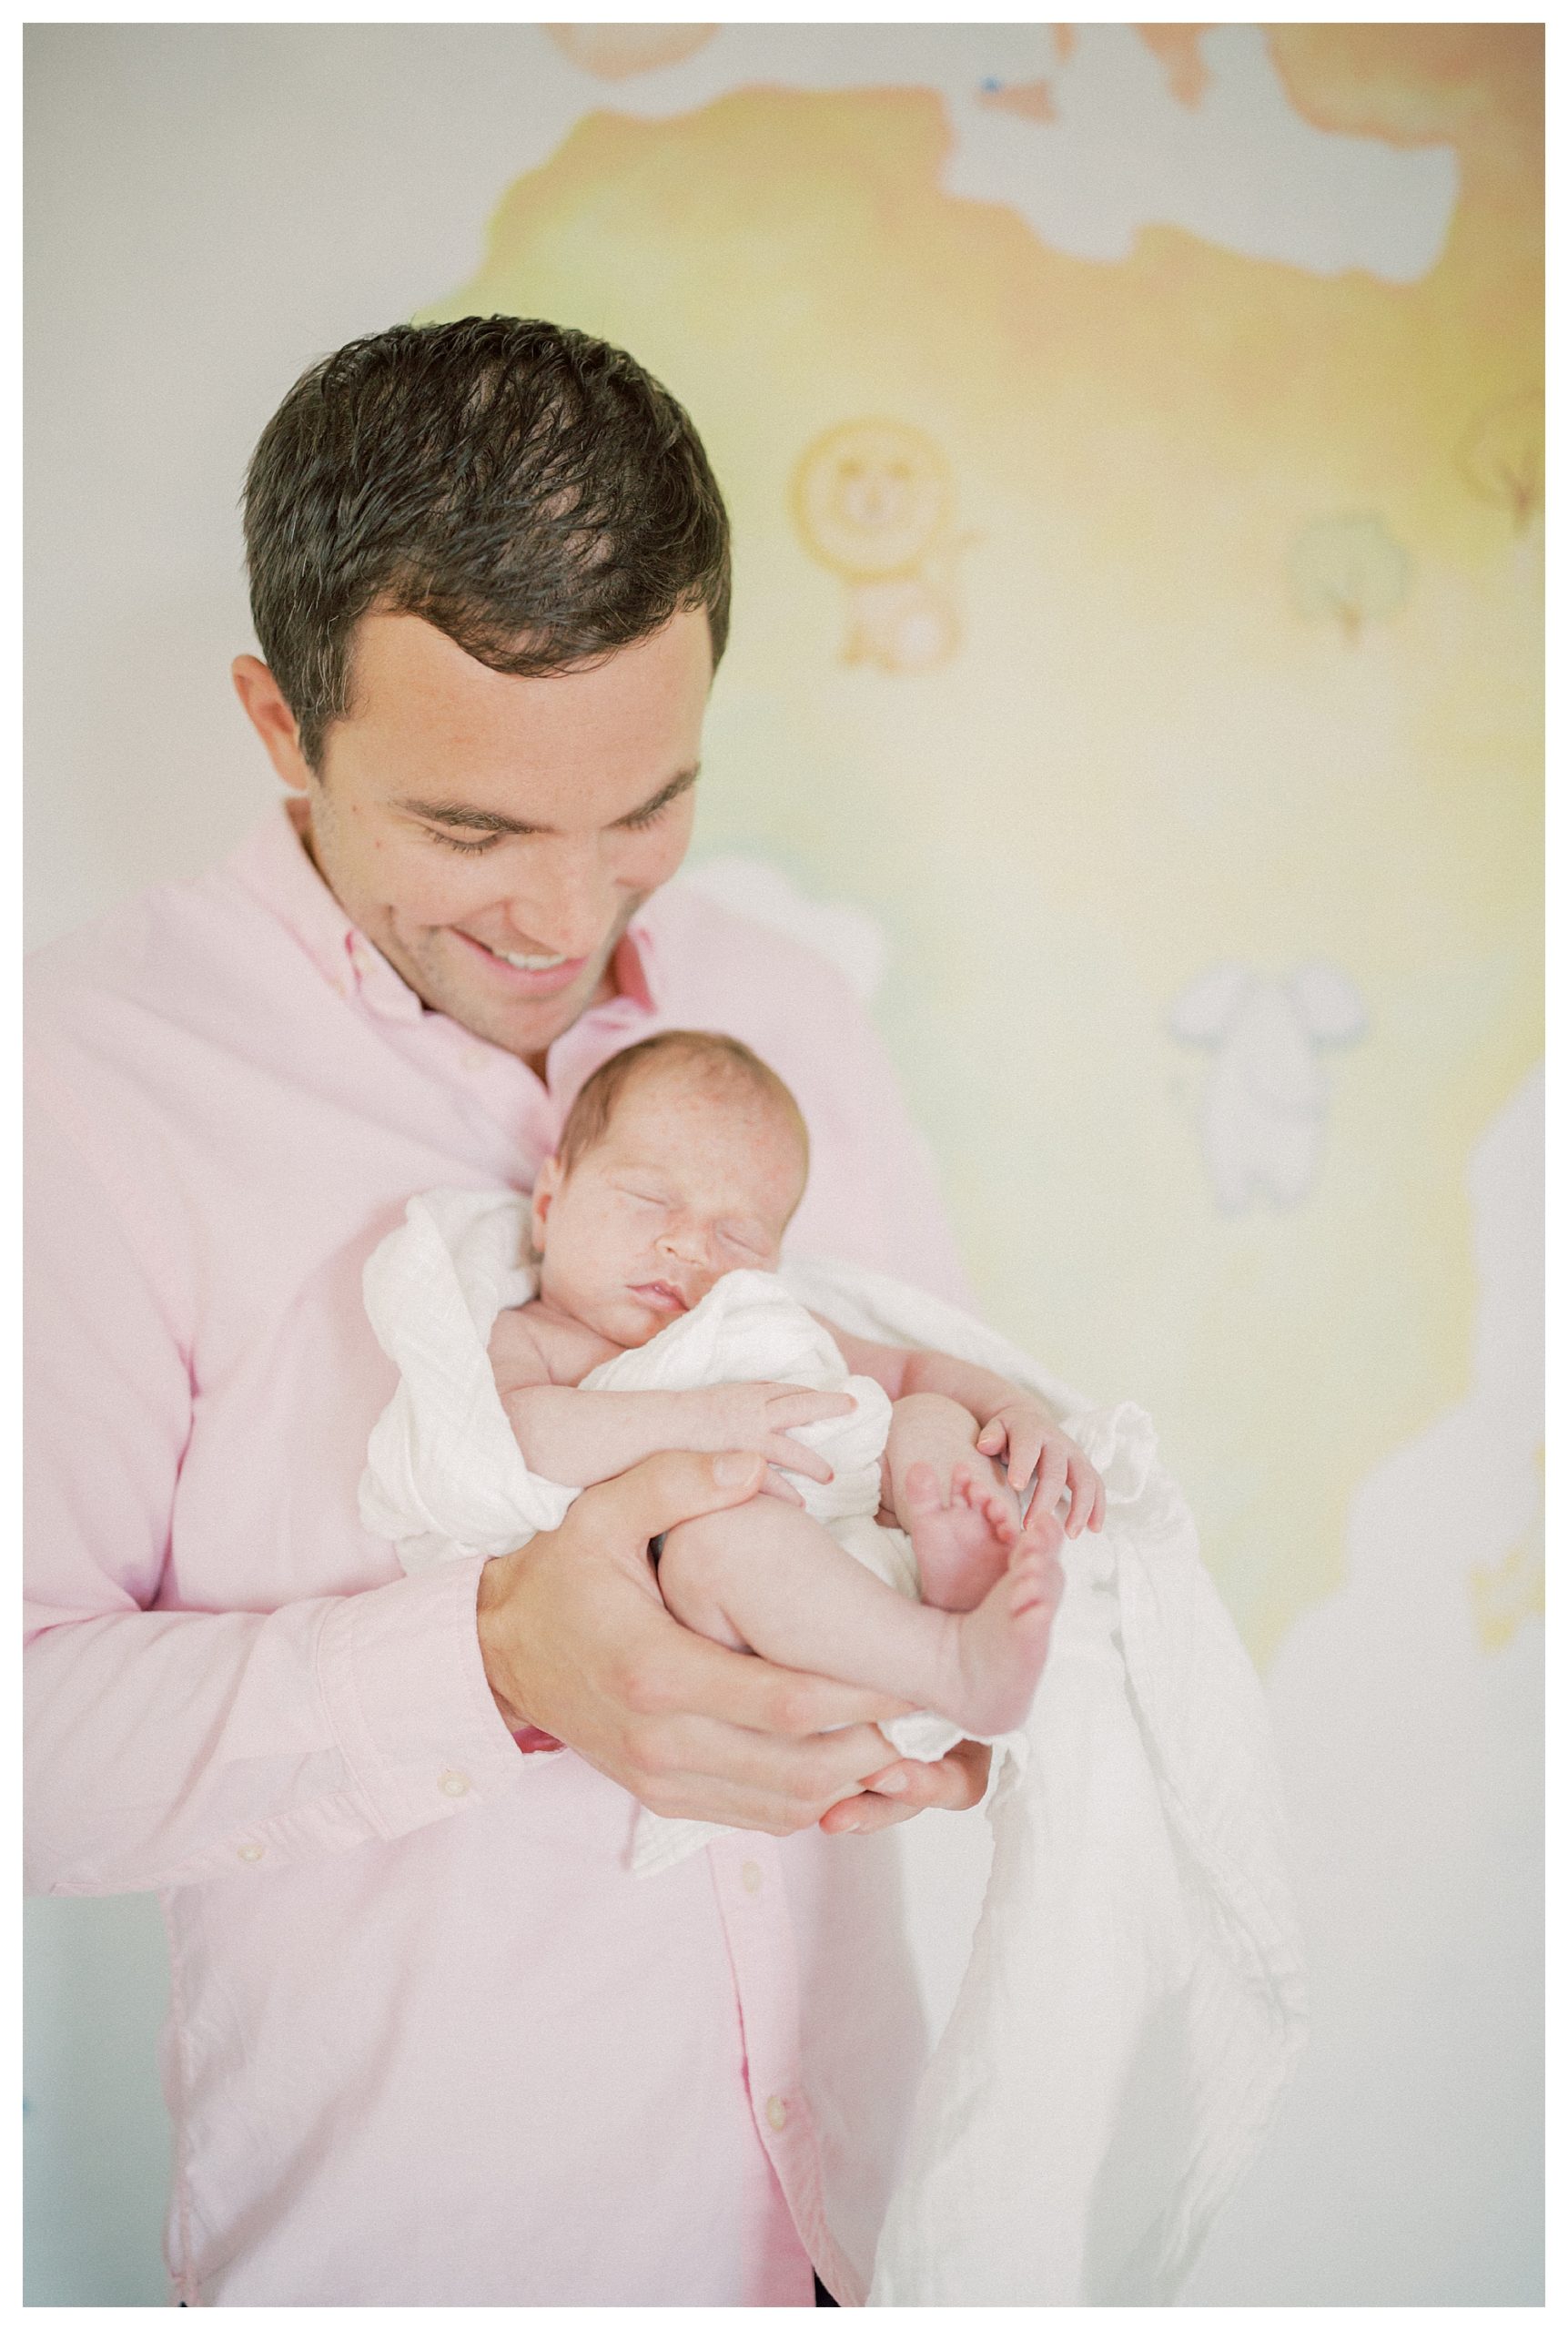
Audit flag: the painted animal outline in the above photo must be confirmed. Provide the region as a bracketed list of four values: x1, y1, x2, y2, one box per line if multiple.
[1169, 959, 1368, 1212]
[791, 419, 975, 674]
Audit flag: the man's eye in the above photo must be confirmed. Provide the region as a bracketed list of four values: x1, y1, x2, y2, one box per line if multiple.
[425, 826, 500, 856]
[620, 802, 668, 832]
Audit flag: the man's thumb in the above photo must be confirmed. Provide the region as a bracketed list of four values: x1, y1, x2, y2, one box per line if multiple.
[607, 1447, 765, 1542]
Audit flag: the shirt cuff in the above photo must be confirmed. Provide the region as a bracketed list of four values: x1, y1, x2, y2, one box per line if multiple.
[316, 1555, 527, 1839]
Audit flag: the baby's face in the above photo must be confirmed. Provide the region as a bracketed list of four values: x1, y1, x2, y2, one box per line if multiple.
[531, 1067, 807, 1347]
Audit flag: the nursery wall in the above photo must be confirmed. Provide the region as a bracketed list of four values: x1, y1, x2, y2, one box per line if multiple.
[25, 23, 1543, 2305]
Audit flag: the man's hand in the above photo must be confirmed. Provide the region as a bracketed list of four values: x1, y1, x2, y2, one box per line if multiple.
[476, 1449, 926, 1835]
[976, 1401, 1106, 1536]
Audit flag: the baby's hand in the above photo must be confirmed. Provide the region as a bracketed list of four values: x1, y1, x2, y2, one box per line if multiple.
[687, 1382, 855, 1487]
[976, 1403, 1106, 1538]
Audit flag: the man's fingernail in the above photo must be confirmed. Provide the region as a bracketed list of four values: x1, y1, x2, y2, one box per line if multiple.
[713, 1452, 759, 1484]
[873, 1770, 909, 1795]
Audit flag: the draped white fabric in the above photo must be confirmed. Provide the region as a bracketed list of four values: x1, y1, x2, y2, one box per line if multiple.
[361, 1190, 1307, 2302]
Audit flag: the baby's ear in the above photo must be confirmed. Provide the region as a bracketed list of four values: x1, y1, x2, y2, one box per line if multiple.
[530, 1155, 562, 1251]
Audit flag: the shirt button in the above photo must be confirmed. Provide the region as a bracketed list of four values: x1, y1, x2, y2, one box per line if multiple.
[237, 1842, 265, 1863]
[741, 1859, 764, 1895]
[438, 1769, 471, 1798]
[765, 2095, 789, 2132]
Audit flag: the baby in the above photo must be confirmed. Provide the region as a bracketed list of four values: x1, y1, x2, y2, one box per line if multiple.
[488, 1031, 1106, 1740]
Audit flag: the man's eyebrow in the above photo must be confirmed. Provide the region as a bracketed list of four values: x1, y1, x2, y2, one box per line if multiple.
[612, 767, 699, 827]
[396, 767, 700, 838]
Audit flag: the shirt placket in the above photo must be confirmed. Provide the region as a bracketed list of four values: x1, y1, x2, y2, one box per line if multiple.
[706, 1833, 857, 2301]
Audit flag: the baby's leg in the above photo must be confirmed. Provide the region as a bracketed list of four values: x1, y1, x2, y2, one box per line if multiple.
[659, 1495, 1061, 1738]
[883, 1393, 1020, 1613]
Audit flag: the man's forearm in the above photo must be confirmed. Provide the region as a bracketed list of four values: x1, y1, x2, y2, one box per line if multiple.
[502, 1385, 714, 1486]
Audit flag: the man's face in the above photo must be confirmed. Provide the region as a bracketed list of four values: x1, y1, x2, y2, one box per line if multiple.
[277, 608, 712, 1063]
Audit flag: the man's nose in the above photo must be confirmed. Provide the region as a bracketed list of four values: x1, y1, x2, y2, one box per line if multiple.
[501, 841, 618, 959]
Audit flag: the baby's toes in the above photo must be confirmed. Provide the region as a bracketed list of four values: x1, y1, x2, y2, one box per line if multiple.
[904, 1461, 946, 1519]
[981, 1491, 1018, 1544]
[1011, 1553, 1063, 1616]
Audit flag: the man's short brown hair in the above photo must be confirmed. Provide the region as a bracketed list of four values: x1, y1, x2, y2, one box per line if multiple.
[243, 317, 731, 768]
[557, 1031, 809, 1192]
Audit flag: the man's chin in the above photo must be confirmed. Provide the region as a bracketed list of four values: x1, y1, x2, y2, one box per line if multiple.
[427, 957, 607, 1061]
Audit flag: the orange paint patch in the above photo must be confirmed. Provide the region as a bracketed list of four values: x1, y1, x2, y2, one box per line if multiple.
[544, 25, 715, 82]
[1135, 25, 1213, 109]
[976, 78, 1056, 127]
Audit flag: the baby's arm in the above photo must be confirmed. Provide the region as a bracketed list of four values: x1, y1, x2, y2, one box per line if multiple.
[489, 1317, 854, 1492]
[818, 1320, 1106, 1536]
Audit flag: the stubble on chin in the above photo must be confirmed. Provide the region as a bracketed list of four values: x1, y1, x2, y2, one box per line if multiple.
[415, 930, 613, 1061]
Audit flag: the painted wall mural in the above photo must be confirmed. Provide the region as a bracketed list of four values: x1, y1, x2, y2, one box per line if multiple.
[1168, 960, 1367, 1213]
[421, 21, 1543, 1667]
[791, 419, 969, 674]
[543, 25, 716, 82]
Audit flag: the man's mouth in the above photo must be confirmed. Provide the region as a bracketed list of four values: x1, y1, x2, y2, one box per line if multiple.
[493, 947, 569, 971]
[454, 930, 591, 994]
[630, 1281, 689, 1314]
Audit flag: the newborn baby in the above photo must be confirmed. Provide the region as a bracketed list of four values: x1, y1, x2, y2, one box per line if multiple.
[489, 1030, 1105, 1740]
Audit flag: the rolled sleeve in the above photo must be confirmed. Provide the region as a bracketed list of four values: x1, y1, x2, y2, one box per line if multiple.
[316, 1554, 526, 1840]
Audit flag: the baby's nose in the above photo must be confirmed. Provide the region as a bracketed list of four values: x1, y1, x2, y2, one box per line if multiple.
[657, 1217, 710, 1265]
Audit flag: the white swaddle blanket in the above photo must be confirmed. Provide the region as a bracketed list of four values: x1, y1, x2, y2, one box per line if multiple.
[359, 1187, 987, 1877]
[359, 1188, 1307, 2303]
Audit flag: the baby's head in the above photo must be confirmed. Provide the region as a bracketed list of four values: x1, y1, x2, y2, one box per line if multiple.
[530, 1030, 810, 1346]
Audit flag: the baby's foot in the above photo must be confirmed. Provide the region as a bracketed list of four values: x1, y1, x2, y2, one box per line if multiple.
[904, 1460, 1018, 1614]
[940, 1528, 1066, 1737]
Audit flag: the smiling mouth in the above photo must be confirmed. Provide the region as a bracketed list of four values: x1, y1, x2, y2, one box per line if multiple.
[457, 931, 589, 986]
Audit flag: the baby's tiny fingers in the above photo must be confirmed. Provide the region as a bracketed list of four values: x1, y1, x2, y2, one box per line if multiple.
[1035, 1452, 1069, 1519]
[1066, 1454, 1104, 1535]
[773, 1438, 835, 1484]
[770, 1387, 856, 1426]
[1063, 1456, 1086, 1535]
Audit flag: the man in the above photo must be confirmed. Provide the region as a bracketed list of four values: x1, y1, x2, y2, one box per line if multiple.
[25, 319, 1001, 2305]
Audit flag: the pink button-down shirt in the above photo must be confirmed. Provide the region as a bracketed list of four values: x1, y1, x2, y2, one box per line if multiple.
[25, 805, 971, 2306]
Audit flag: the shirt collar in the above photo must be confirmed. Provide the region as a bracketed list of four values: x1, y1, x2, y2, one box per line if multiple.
[230, 796, 664, 1028]
[611, 915, 659, 1015]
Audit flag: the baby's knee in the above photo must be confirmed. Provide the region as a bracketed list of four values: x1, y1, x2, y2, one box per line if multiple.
[658, 1508, 734, 1595]
[657, 1507, 762, 1645]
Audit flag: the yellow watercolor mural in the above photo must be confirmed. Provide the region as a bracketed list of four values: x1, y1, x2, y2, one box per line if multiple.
[420, 25, 1543, 1664]
[1470, 1446, 1544, 1654]
[543, 25, 715, 82]
[791, 419, 970, 674]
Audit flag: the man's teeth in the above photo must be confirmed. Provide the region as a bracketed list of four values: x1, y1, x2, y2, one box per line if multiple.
[490, 945, 569, 970]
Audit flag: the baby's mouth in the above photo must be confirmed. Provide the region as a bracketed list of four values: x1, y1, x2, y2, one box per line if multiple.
[630, 1280, 689, 1314]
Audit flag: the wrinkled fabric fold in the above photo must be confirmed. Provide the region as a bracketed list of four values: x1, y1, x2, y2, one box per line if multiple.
[359, 1190, 981, 1878]
[359, 1191, 1307, 2303]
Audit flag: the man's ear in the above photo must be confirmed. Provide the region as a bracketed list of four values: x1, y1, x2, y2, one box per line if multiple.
[530, 1157, 562, 1257]
[232, 656, 313, 794]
